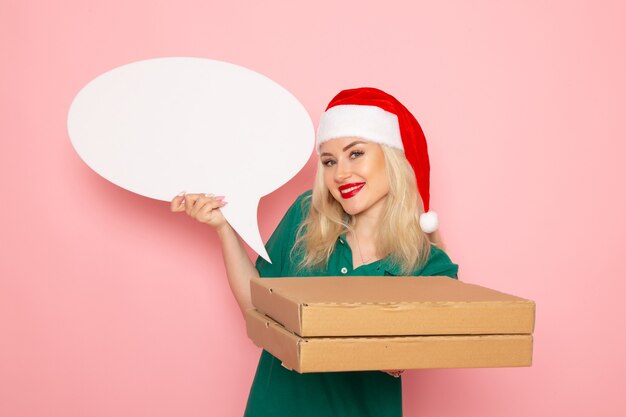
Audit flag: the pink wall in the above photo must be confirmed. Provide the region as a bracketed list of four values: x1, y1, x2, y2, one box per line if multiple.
[2, 1, 625, 416]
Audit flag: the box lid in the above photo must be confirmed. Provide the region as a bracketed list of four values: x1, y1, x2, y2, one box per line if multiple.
[251, 276, 535, 337]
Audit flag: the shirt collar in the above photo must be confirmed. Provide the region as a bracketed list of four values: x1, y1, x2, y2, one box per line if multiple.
[378, 257, 403, 276]
[338, 234, 403, 276]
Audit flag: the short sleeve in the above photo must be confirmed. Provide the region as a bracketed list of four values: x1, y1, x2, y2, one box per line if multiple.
[415, 245, 459, 279]
[255, 191, 311, 278]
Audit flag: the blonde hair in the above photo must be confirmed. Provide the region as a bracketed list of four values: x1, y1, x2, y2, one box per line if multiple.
[293, 144, 435, 274]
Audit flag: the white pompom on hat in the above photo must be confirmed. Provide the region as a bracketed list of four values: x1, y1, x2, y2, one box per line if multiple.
[316, 87, 439, 233]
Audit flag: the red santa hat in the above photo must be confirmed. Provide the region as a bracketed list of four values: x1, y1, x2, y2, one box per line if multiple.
[316, 87, 439, 233]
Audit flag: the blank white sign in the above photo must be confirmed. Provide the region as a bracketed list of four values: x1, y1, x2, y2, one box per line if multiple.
[67, 57, 314, 261]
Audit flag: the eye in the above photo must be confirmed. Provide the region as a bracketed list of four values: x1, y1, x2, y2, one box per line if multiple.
[349, 150, 364, 159]
[321, 159, 336, 167]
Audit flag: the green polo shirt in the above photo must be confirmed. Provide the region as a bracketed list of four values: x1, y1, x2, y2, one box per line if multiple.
[244, 191, 458, 417]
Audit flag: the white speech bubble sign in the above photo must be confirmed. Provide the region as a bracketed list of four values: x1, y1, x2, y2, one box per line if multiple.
[67, 57, 314, 262]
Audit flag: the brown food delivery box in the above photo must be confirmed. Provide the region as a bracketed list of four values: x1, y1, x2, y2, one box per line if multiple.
[246, 276, 535, 373]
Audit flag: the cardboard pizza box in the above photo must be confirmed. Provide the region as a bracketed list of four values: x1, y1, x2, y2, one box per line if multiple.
[250, 276, 535, 337]
[246, 309, 533, 373]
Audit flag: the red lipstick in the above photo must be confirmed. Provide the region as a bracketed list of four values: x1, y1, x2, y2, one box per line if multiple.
[338, 182, 365, 199]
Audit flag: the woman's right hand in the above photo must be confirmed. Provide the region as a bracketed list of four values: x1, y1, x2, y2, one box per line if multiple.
[170, 192, 228, 230]
[172, 192, 256, 315]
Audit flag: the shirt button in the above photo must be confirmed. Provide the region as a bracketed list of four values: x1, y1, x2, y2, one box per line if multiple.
[340, 267, 348, 274]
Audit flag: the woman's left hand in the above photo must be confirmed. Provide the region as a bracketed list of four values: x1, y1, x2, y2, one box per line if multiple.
[382, 369, 405, 378]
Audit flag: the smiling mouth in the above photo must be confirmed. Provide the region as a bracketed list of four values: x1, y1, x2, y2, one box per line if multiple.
[338, 182, 365, 199]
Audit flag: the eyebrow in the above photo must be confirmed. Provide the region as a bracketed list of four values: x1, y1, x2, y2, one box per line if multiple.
[320, 140, 367, 157]
[343, 140, 367, 151]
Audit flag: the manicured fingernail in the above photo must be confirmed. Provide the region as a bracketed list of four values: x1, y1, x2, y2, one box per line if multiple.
[221, 201, 228, 206]
[177, 191, 186, 196]
[204, 193, 214, 197]
[214, 196, 225, 200]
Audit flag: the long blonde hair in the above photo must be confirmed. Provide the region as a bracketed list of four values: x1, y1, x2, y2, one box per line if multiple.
[293, 144, 436, 274]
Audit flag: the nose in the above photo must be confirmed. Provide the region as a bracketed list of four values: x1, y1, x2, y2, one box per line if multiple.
[334, 160, 351, 183]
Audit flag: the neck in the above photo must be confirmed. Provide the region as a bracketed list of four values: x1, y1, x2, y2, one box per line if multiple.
[351, 199, 385, 237]
[348, 213, 381, 266]
[351, 213, 378, 238]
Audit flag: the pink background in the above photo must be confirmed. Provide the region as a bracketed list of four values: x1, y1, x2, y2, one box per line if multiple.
[2, 0, 625, 416]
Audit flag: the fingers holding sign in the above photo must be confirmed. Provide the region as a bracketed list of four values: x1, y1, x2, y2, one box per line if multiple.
[171, 192, 228, 229]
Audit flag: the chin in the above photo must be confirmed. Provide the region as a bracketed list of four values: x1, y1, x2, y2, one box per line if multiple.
[338, 202, 364, 216]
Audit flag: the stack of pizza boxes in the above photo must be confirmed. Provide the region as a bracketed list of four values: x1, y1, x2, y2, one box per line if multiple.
[246, 276, 535, 373]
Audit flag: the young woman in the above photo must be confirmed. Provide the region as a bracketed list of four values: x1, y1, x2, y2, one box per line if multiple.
[171, 87, 458, 417]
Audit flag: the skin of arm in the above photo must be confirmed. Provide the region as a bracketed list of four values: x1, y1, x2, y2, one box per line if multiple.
[171, 192, 258, 317]
[215, 223, 258, 316]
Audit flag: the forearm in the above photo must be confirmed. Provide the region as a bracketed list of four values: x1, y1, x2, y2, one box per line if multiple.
[216, 223, 259, 317]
